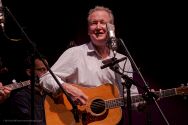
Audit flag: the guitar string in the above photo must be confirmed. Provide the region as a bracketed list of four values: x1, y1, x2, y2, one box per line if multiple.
[83, 98, 124, 109]
[86, 88, 186, 109]
[82, 95, 146, 110]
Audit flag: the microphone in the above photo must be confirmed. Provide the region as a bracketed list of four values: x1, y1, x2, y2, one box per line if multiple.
[0, 0, 4, 30]
[106, 23, 118, 52]
[101, 57, 127, 69]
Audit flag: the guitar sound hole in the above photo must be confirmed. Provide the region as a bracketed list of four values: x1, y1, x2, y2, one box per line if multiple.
[90, 99, 105, 114]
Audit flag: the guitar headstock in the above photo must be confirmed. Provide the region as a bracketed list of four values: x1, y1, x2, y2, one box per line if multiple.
[176, 84, 188, 95]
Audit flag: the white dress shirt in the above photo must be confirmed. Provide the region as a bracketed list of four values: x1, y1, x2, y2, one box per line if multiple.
[40, 42, 138, 96]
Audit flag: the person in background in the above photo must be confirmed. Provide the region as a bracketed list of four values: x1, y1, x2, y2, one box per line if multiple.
[40, 6, 141, 125]
[0, 27, 30, 124]
[6, 55, 49, 125]
[0, 57, 13, 124]
[0, 7, 45, 125]
[0, 58, 11, 104]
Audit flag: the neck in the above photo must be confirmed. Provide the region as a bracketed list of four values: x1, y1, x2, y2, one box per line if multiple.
[95, 45, 110, 59]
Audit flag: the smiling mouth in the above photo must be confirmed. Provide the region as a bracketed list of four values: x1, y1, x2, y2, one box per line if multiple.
[95, 33, 100, 37]
[95, 31, 103, 37]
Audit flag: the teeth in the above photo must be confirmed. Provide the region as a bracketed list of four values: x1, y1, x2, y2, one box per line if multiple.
[95, 30, 101, 34]
[96, 32, 102, 35]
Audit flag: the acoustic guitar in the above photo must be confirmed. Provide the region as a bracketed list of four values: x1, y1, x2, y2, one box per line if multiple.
[45, 83, 188, 125]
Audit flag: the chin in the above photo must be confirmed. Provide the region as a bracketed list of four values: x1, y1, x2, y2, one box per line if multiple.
[92, 40, 107, 46]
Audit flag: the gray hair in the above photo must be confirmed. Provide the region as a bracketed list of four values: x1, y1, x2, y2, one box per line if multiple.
[87, 6, 114, 24]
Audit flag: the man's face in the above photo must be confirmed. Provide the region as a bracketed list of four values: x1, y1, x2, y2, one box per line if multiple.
[34, 59, 48, 77]
[88, 10, 111, 46]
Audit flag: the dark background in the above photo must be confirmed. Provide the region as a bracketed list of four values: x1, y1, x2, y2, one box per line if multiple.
[2, 0, 188, 125]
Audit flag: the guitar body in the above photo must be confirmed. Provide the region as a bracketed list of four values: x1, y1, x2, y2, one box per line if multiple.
[45, 83, 122, 125]
[45, 96, 82, 125]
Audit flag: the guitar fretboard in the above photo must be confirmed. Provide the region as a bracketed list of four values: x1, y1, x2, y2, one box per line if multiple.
[105, 98, 124, 109]
[4, 80, 30, 90]
[155, 88, 177, 98]
[105, 88, 180, 109]
[131, 88, 179, 103]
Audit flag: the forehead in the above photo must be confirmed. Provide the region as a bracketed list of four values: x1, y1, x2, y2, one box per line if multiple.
[34, 59, 47, 66]
[89, 10, 111, 22]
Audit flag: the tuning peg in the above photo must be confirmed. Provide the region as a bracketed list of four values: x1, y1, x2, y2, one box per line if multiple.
[12, 79, 17, 83]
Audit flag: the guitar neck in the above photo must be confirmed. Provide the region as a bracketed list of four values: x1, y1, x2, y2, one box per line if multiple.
[132, 88, 184, 103]
[4, 80, 31, 90]
[105, 97, 124, 109]
[105, 87, 187, 109]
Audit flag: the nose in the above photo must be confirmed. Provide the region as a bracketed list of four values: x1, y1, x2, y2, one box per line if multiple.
[96, 22, 102, 29]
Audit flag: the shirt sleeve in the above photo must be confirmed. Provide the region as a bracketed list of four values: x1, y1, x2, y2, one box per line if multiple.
[39, 47, 79, 95]
[39, 72, 64, 95]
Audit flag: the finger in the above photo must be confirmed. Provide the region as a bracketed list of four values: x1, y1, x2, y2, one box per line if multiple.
[78, 93, 88, 105]
[76, 98, 86, 105]
[3, 86, 12, 91]
[150, 89, 155, 92]
[0, 82, 2, 87]
[3, 89, 11, 95]
[0, 89, 5, 96]
[73, 95, 88, 105]
[80, 94, 88, 101]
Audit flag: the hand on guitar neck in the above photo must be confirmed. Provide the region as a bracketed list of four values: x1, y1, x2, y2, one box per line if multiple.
[0, 80, 31, 103]
[0, 82, 12, 103]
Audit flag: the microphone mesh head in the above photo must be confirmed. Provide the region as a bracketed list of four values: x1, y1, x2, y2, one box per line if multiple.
[106, 23, 117, 51]
[106, 23, 115, 38]
[0, 3, 5, 30]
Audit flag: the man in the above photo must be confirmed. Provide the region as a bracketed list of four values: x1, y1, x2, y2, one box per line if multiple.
[7, 55, 49, 125]
[40, 6, 139, 125]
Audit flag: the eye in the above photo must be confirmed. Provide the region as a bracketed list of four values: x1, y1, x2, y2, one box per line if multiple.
[35, 68, 47, 72]
[100, 21, 106, 25]
[89, 21, 98, 26]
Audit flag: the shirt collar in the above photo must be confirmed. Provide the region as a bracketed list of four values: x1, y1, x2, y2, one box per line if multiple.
[86, 42, 114, 60]
[87, 42, 96, 53]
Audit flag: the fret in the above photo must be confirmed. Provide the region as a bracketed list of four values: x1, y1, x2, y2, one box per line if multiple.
[4, 80, 30, 90]
[153, 89, 176, 99]
[105, 98, 124, 109]
[160, 89, 176, 98]
[6, 84, 17, 90]
[131, 94, 143, 103]
[103, 86, 188, 110]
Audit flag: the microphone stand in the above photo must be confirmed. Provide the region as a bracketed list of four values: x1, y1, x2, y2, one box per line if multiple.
[4, 6, 80, 123]
[109, 64, 145, 125]
[118, 38, 170, 125]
